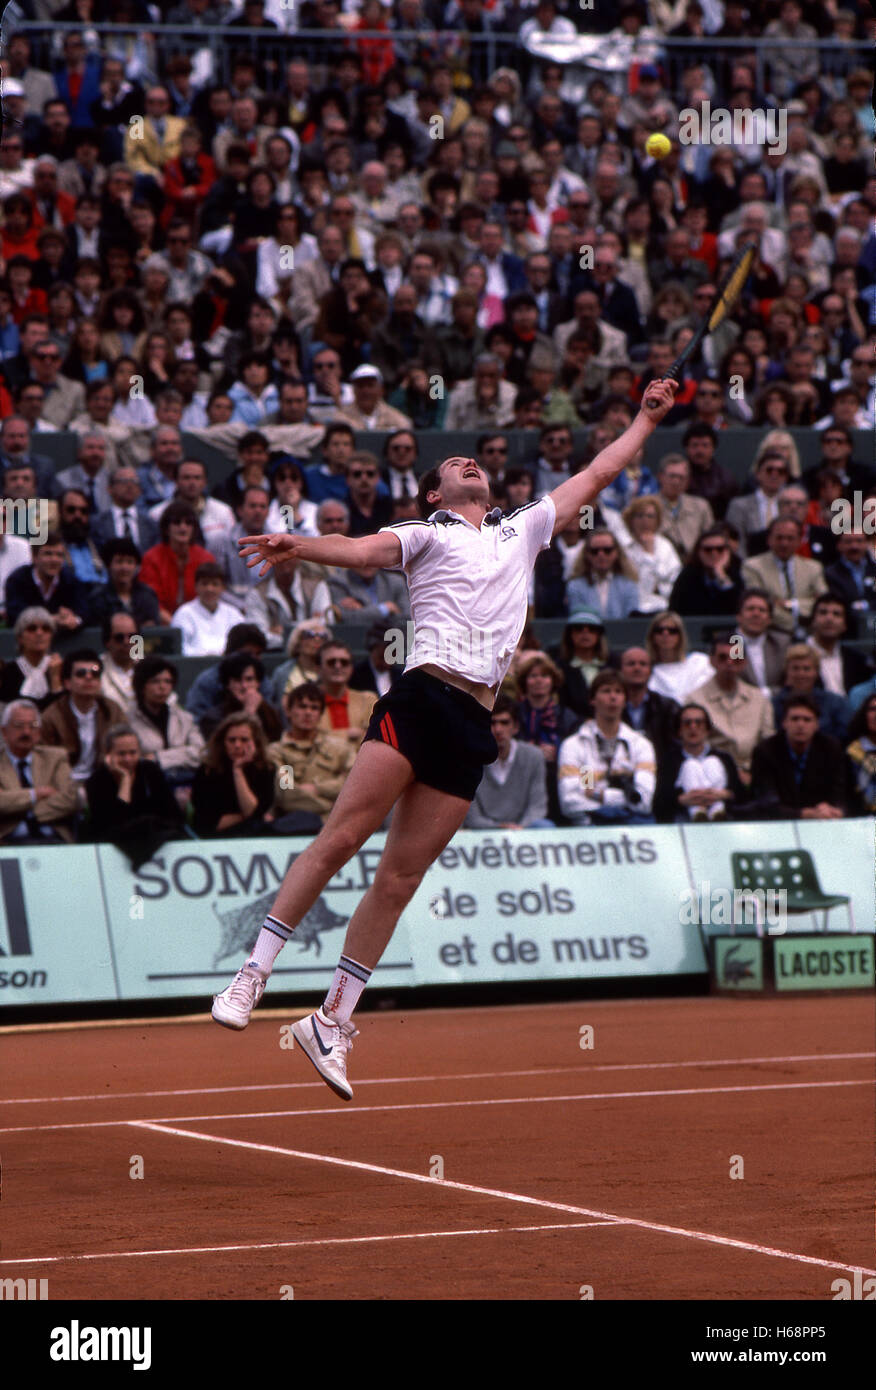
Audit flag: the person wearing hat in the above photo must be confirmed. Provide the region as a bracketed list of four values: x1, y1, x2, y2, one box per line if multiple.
[334, 364, 413, 433]
[2, 35, 56, 122]
[551, 610, 609, 717]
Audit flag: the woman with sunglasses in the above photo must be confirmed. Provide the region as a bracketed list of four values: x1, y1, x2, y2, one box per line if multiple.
[265, 461, 319, 538]
[0, 607, 64, 710]
[646, 611, 712, 704]
[567, 528, 640, 620]
[271, 619, 330, 704]
[669, 524, 743, 617]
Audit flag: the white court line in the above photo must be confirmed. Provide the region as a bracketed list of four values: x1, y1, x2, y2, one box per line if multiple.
[0, 1077, 868, 1135]
[0, 1052, 871, 1108]
[127, 1120, 876, 1280]
[0, 1221, 617, 1268]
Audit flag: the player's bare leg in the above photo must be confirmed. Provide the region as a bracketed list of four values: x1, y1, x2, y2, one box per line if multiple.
[291, 777, 471, 1099]
[212, 740, 414, 1030]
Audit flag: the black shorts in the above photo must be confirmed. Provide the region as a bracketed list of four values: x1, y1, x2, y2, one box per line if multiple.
[362, 667, 498, 801]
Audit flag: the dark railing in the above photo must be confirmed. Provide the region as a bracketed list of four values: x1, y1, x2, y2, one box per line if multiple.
[3, 23, 872, 102]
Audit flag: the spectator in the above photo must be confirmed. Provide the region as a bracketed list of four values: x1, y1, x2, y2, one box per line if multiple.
[192, 712, 277, 838]
[557, 669, 656, 827]
[171, 562, 243, 657]
[86, 723, 183, 868]
[148, 458, 235, 550]
[823, 530, 876, 625]
[0, 607, 63, 710]
[183, 623, 272, 722]
[772, 644, 850, 743]
[550, 610, 609, 718]
[327, 555, 409, 627]
[268, 682, 356, 831]
[316, 641, 376, 744]
[0, 698, 77, 844]
[91, 464, 160, 554]
[748, 696, 848, 820]
[342, 452, 394, 538]
[655, 453, 714, 562]
[99, 610, 139, 708]
[349, 622, 402, 698]
[444, 353, 517, 430]
[127, 655, 205, 788]
[619, 646, 680, 765]
[623, 496, 681, 612]
[566, 529, 640, 620]
[734, 588, 789, 693]
[690, 632, 776, 782]
[89, 537, 160, 630]
[199, 652, 283, 743]
[646, 611, 713, 704]
[4, 530, 90, 629]
[513, 651, 579, 822]
[273, 619, 331, 703]
[725, 451, 792, 557]
[40, 649, 126, 792]
[846, 693, 876, 816]
[682, 423, 738, 519]
[669, 524, 744, 617]
[465, 695, 552, 830]
[654, 703, 744, 824]
[742, 517, 828, 637]
[265, 460, 319, 537]
[807, 591, 872, 696]
[139, 500, 216, 623]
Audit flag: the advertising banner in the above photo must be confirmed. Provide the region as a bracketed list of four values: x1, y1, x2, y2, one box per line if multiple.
[0, 823, 872, 1010]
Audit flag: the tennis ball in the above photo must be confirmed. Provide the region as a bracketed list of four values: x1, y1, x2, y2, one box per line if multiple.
[646, 132, 672, 160]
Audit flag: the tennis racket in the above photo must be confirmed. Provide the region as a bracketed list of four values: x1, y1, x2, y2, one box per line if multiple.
[646, 240, 758, 409]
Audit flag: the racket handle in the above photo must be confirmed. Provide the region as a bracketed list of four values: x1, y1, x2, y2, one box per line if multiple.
[644, 367, 682, 409]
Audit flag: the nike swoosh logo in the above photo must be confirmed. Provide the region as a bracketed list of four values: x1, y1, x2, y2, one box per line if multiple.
[311, 1019, 332, 1056]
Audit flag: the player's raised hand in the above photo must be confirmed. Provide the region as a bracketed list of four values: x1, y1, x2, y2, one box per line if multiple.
[642, 377, 678, 421]
[237, 532, 304, 576]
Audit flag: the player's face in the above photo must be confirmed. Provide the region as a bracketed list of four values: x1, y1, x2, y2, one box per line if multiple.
[434, 457, 489, 509]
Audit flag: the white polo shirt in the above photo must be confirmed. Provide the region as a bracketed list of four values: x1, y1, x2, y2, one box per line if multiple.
[380, 498, 556, 689]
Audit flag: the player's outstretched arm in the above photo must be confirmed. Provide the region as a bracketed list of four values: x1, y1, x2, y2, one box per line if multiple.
[238, 530, 403, 577]
[548, 378, 677, 536]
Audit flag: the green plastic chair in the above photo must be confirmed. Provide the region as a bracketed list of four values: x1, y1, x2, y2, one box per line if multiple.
[730, 850, 854, 937]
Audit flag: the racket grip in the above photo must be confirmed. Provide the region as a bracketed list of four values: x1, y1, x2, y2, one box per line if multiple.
[645, 368, 682, 409]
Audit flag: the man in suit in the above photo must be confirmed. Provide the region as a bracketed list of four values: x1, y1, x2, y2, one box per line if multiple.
[26, 336, 85, 428]
[123, 86, 187, 183]
[749, 696, 848, 819]
[553, 289, 629, 368]
[0, 699, 77, 844]
[583, 245, 643, 346]
[656, 453, 714, 562]
[619, 647, 679, 764]
[725, 451, 791, 558]
[524, 252, 569, 336]
[91, 466, 160, 554]
[55, 433, 114, 515]
[824, 531, 876, 624]
[40, 648, 126, 789]
[742, 518, 828, 636]
[290, 224, 345, 333]
[475, 220, 527, 300]
[691, 632, 775, 781]
[0, 413, 57, 498]
[735, 589, 789, 692]
[806, 591, 873, 696]
[349, 622, 402, 698]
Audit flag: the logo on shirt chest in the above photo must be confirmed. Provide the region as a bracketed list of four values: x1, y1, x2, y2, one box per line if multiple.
[499, 525, 518, 542]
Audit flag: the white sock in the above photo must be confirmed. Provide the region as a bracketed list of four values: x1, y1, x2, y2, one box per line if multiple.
[323, 955, 372, 1024]
[247, 915, 294, 974]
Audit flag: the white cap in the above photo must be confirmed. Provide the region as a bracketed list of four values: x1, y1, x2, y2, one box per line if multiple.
[349, 364, 383, 382]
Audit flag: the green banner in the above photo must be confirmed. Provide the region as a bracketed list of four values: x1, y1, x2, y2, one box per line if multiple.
[774, 935, 875, 991]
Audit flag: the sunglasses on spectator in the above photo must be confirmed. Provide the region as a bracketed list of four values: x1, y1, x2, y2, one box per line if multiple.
[349, 469, 378, 479]
[700, 543, 728, 553]
[25, 623, 52, 632]
[323, 657, 352, 667]
[64, 505, 90, 515]
[589, 545, 616, 555]
[388, 442, 415, 451]
[35, 351, 61, 361]
[681, 715, 707, 725]
[482, 446, 507, 454]
[653, 625, 681, 635]
[73, 666, 101, 678]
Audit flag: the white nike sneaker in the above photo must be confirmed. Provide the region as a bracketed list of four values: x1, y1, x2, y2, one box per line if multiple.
[290, 1008, 359, 1101]
[212, 963, 267, 1030]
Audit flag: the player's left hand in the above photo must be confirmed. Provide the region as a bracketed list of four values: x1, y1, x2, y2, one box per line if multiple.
[642, 377, 678, 422]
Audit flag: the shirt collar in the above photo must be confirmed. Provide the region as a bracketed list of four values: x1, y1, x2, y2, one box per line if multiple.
[429, 507, 503, 529]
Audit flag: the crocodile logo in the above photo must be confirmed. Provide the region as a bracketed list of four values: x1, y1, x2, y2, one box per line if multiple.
[721, 942, 756, 984]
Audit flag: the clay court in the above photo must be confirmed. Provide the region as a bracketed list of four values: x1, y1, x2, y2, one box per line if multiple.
[0, 993, 873, 1301]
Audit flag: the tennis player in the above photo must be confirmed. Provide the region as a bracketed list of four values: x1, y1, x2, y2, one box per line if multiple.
[212, 378, 677, 1098]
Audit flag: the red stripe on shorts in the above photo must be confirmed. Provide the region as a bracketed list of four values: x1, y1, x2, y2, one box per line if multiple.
[380, 713, 399, 749]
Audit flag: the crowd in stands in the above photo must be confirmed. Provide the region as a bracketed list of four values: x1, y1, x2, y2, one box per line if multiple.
[0, 0, 873, 854]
